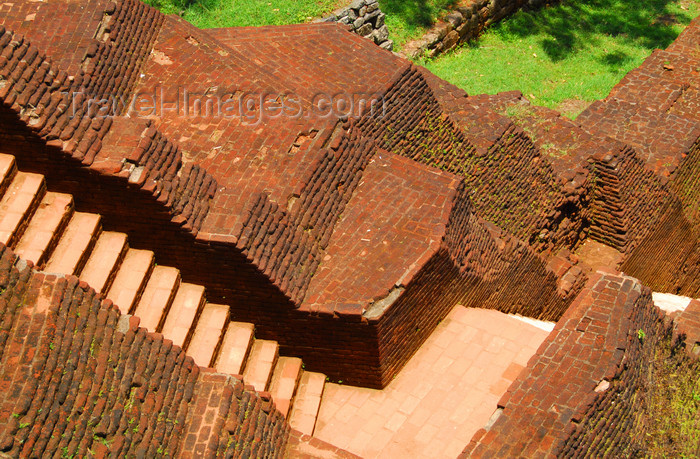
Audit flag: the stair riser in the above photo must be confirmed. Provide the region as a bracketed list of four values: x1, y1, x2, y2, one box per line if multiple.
[284, 365, 304, 420]
[207, 312, 232, 368]
[98, 241, 130, 295]
[36, 204, 75, 268]
[126, 261, 156, 316]
[154, 276, 182, 333]
[71, 225, 103, 277]
[0, 162, 18, 200]
[180, 296, 208, 351]
[7, 181, 46, 249]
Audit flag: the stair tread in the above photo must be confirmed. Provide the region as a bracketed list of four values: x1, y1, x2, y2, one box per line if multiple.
[268, 356, 303, 418]
[80, 232, 128, 293]
[44, 212, 101, 274]
[288, 371, 326, 436]
[215, 322, 255, 375]
[160, 282, 205, 346]
[186, 303, 228, 367]
[14, 192, 73, 266]
[0, 171, 45, 246]
[106, 248, 154, 314]
[242, 339, 279, 393]
[133, 266, 180, 332]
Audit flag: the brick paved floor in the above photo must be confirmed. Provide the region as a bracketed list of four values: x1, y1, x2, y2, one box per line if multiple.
[313, 306, 552, 458]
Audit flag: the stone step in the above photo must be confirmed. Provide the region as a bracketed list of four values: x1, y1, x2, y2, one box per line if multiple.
[0, 153, 17, 197]
[79, 231, 129, 294]
[268, 356, 303, 418]
[0, 171, 46, 247]
[160, 282, 205, 348]
[242, 339, 279, 393]
[14, 192, 73, 266]
[44, 212, 101, 275]
[214, 321, 255, 375]
[185, 303, 229, 367]
[106, 248, 154, 315]
[288, 371, 326, 436]
[133, 266, 180, 332]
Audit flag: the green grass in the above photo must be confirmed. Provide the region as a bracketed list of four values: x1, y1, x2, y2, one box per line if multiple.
[144, 0, 343, 28]
[378, 0, 459, 49]
[422, 0, 700, 118]
[637, 339, 700, 458]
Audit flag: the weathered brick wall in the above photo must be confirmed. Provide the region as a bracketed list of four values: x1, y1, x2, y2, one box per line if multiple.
[670, 138, 700, 227]
[460, 272, 679, 457]
[356, 65, 564, 249]
[620, 201, 700, 298]
[587, 143, 672, 254]
[373, 184, 583, 385]
[0, 26, 217, 233]
[0, 90, 392, 387]
[81, 0, 164, 110]
[0, 244, 289, 458]
[180, 373, 288, 458]
[444, 182, 582, 318]
[236, 123, 376, 304]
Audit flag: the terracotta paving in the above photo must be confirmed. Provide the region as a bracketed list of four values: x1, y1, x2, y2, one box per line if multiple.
[313, 306, 552, 458]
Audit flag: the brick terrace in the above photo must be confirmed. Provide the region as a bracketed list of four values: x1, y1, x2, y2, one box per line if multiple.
[313, 306, 551, 458]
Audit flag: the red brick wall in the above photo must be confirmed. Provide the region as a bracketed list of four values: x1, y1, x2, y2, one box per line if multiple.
[0, 25, 217, 234]
[621, 201, 700, 298]
[235, 123, 376, 304]
[0, 243, 290, 457]
[357, 65, 566, 250]
[460, 272, 684, 457]
[82, 0, 163, 110]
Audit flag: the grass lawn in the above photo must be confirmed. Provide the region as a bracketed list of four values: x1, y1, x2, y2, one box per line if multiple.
[144, 0, 344, 27]
[422, 0, 700, 118]
[144, 0, 458, 38]
[144, 0, 699, 118]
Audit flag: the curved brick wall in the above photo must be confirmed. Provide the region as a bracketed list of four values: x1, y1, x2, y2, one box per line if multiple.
[460, 271, 699, 457]
[0, 244, 289, 458]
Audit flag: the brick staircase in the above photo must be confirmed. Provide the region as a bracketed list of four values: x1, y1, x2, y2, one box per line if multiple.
[0, 152, 325, 436]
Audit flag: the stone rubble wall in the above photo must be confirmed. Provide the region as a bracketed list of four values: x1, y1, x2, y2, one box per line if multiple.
[0, 243, 290, 458]
[403, 0, 556, 59]
[321, 0, 393, 51]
